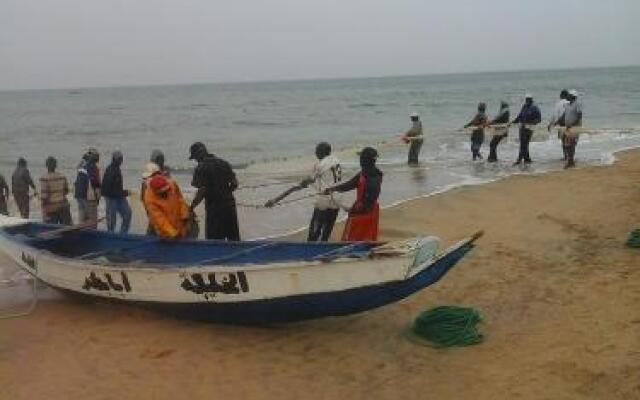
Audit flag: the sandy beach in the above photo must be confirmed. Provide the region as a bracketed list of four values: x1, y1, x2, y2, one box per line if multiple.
[1, 149, 639, 400]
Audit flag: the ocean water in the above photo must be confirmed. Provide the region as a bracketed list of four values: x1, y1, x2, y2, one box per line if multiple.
[1, 66, 640, 238]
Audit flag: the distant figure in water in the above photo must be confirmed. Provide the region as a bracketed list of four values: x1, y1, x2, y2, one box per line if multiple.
[39, 156, 72, 225]
[464, 102, 488, 161]
[548, 89, 570, 160]
[562, 89, 583, 169]
[11, 157, 37, 219]
[0, 172, 9, 216]
[325, 147, 382, 241]
[102, 151, 132, 234]
[189, 142, 240, 241]
[512, 94, 542, 165]
[487, 101, 510, 162]
[265, 142, 343, 241]
[74, 148, 101, 228]
[403, 113, 423, 165]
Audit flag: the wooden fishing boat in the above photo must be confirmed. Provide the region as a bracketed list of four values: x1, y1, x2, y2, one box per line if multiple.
[0, 216, 481, 324]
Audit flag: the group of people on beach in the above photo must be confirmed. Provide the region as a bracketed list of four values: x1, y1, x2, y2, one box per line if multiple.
[404, 90, 583, 169]
[0, 141, 384, 243]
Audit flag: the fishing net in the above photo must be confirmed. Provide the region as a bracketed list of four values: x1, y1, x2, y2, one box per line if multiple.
[626, 229, 640, 248]
[407, 306, 483, 348]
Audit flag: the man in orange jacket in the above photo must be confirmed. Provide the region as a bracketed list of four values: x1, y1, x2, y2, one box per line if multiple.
[143, 174, 190, 238]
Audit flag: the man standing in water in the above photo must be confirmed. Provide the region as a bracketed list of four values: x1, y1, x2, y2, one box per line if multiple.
[189, 142, 240, 241]
[511, 94, 542, 165]
[403, 113, 423, 165]
[39, 156, 72, 225]
[11, 158, 37, 219]
[487, 101, 510, 162]
[464, 103, 488, 161]
[0, 172, 9, 216]
[265, 142, 343, 241]
[102, 151, 132, 233]
[563, 89, 583, 169]
[548, 89, 570, 160]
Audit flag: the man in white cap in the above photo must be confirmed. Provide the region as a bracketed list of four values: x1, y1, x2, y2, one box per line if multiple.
[563, 89, 583, 168]
[511, 94, 542, 165]
[403, 113, 423, 165]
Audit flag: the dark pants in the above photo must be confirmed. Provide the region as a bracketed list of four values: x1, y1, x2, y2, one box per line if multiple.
[564, 136, 578, 167]
[105, 197, 132, 234]
[408, 139, 423, 165]
[44, 204, 73, 225]
[13, 191, 30, 219]
[205, 201, 240, 241]
[488, 134, 506, 162]
[516, 127, 533, 163]
[471, 130, 484, 160]
[307, 208, 339, 242]
[0, 197, 7, 216]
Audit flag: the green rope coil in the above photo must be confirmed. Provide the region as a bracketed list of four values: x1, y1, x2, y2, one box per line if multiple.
[626, 229, 640, 248]
[408, 306, 483, 347]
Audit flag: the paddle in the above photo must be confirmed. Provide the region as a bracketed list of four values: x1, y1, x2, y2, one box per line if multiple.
[37, 217, 105, 239]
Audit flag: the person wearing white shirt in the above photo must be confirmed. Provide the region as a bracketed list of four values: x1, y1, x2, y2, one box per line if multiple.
[548, 89, 570, 160]
[563, 90, 583, 169]
[265, 142, 343, 241]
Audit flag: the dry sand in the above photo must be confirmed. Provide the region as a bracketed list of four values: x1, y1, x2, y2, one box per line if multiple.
[1, 150, 640, 400]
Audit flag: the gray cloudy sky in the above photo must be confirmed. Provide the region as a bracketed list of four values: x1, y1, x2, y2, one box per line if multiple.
[1, 0, 639, 90]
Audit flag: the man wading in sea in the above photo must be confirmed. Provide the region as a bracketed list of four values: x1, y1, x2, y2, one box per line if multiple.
[563, 89, 583, 169]
[325, 147, 382, 241]
[39, 156, 72, 225]
[486, 101, 510, 162]
[548, 89, 570, 160]
[265, 142, 343, 241]
[189, 142, 240, 241]
[464, 103, 488, 161]
[0, 172, 10, 216]
[511, 94, 542, 165]
[402, 113, 423, 165]
[11, 157, 37, 219]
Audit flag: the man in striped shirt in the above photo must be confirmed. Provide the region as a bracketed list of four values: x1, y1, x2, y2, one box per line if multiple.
[40, 156, 72, 225]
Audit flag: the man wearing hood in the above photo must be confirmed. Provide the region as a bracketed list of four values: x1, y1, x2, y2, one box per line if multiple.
[512, 94, 542, 165]
[464, 103, 488, 161]
[189, 142, 240, 241]
[403, 113, 423, 165]
[74, 147, 101, 228]
[265, 142, 343, 241]
[487, 101, 510, 162]
[325, 147, 383, 241]
[102, 150, 132, 233]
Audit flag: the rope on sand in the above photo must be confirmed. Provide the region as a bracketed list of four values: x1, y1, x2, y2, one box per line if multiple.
[406, 306, 484, 348]
[626, 229, 640, 248]
[0, 272, 38, 319]
[237, 193, 317, 209]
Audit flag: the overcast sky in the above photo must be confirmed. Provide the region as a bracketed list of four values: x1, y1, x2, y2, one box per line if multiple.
[1, 0, 639, 90]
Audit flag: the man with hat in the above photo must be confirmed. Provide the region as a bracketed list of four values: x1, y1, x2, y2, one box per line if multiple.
[325, 147, 383, 241]
[403, 113, 423, 165]
[188, 142, 240, 241]
[143, 172, 190, 238]
[74, 147, 101, 228]
[563, 89, 583, 168]
[39, 156, 72, 225]
[511, 94, 542, 165]
[464, 102, 488, 161]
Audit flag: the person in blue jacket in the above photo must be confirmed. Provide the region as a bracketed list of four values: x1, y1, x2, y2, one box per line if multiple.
[511, 94, 542, 165]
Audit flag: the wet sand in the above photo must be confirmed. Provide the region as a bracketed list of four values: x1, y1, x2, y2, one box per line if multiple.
[1, 150, 640, 400]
